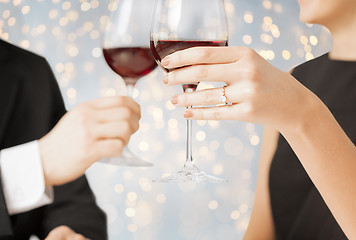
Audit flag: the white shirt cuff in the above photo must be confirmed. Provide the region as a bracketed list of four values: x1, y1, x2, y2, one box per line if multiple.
[0, 141, 54, 215]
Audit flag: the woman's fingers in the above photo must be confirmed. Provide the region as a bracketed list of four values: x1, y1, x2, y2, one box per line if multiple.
[164, 62, 238, 85]
[162, 46, 250, 69]
[171, 85, 245, 107]
[183, 103, 250, 121]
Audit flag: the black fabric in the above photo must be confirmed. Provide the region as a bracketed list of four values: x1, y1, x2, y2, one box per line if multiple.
[0, 39, 107, 239]
[269, 53, 356, 240]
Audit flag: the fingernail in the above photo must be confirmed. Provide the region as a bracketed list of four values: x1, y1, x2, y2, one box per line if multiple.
[184, 110, 193, 118]
[163, 75, 168, 84]
[171, 96, 178, 105]
[161, 57, 170, 67]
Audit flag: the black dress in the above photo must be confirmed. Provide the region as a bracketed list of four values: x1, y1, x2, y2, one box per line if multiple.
[269, 53, 356, 240]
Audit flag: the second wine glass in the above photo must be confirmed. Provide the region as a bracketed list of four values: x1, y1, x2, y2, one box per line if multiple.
[151, 0, 229, 182]
[101, 0, 156, 167]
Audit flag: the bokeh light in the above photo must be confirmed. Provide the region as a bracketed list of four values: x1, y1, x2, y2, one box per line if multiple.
[0, 0, 332, 239]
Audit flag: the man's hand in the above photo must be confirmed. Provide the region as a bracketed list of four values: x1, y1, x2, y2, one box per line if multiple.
[45, 226, 86, 240]
[39, 96, 141, 186]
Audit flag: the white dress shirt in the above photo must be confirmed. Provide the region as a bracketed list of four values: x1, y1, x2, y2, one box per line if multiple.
[0, 141, 53, 215]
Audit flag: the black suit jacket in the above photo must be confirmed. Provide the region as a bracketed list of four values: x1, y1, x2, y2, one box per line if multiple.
[0, 39, 107, 239]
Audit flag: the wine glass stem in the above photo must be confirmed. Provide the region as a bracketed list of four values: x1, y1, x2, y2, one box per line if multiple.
[186, 106, 193, 163]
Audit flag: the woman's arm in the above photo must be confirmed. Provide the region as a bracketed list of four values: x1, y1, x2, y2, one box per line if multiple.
[244, 126, 278, 240]
[280, 94, 356, 240]
[162, 46, 356, 239]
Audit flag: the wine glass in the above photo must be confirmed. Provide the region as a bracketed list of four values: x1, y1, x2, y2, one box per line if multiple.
[101, 0, 156, 167]
[151, 0, 229, 182]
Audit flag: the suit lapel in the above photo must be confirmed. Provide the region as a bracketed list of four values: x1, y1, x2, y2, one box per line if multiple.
[0, 40, 21, 148]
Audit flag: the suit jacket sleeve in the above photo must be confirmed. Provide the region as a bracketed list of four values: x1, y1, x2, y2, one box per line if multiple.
[0, 40, 107, 239]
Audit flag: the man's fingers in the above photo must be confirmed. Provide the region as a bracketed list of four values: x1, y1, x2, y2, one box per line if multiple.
[95, 107, 141, 123]
[162, 46, 250, 69]
[95, 139, 124, 159]
[94, 121, 139, 143]
[89, 96, 141, 115]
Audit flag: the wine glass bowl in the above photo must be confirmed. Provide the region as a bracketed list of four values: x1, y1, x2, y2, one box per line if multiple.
[101, 0, 156, 167]
[151, 0, 229, 182]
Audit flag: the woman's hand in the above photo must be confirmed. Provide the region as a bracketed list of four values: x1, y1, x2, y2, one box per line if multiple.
[39, 96, 141, 186]
[163, 46, 319, 132]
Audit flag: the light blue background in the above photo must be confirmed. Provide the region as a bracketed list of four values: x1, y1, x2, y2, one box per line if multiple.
[0, 0, 331, 239]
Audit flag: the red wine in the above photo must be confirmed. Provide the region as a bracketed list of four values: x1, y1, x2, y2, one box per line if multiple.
[150, 40, 228, 91]
[103, 47, 157, 85]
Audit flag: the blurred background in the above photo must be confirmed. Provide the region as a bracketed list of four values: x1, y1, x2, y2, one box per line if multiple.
[0, 0, 332, 239]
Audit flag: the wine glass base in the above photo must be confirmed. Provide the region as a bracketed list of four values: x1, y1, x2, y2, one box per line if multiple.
[153, 162, 227, 183]
[100, 147, 153, 167]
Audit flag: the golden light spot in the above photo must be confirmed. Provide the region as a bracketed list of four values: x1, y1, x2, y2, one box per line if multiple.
[2, 10, 10, 19]
[139, 141, 149, 152]
[92, 47, 102, 58]
[37, 24, 46, 34]
[55, 63, 64, 73]
[156, 194, 167, 204]
[65, 62, 74, 72]
[108, 2, 118, 11]
[208, 200, 219, 210]
[125, 208, 136, 217]
[49, 9, 59, 19]
[67, 88, 77, 99]
[67, 11, 79, 22]
[260, 33, 273, 44]
[21, 24, 30, 34]
[81, 2, 91, 11]
[197, 120, 207, 126]
[196, 131, 206, 141]
[20, 40, 29, 49]
[91, 0, 100, 8]
[62, 1, 71, 10]
[68, 46, 79, 57]
[270, 24, 280, 38]
[242, 35, 252, 45]
[282, 50, 291, 60]
[262, 0, 272, 9]
[8, 17, 16, 27]
[84, 21, 94, 32]
[21, 5, 30, 14]
[230, 210, 241, 220]
[305, 52, 314, 61]
[300, 35, 308, 45]
[263, 16, 272, 26]
[168, 118, 178, 129]
[213, 164, 223, 175]
[13, 0, 22, 6]
[310, 35, 318, 46]
[90, 30, 100, 39]
[127, 192, 138, 201]
[59, 17, 69, 27]
[239, 204, 249, 213]
[250, 135, 260, 146]
[243, 12, 253, 24]
[304, 45, 312, 53]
